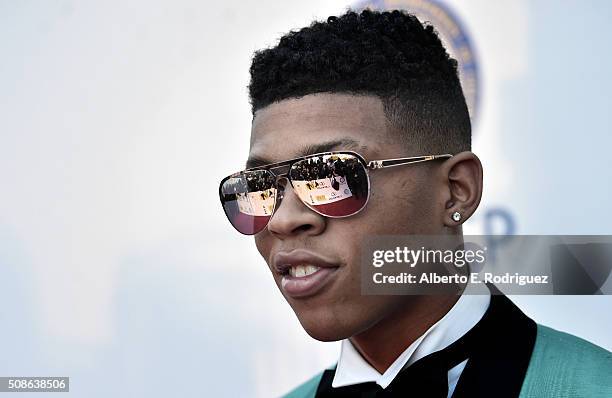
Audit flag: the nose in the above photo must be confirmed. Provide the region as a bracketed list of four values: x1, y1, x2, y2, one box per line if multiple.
[267, 176, 326, 238]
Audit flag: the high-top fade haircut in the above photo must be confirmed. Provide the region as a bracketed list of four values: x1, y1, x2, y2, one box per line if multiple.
[248, 9, 471, 154]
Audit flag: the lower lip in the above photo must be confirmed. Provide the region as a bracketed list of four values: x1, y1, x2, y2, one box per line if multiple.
[281, 267, 338, 298]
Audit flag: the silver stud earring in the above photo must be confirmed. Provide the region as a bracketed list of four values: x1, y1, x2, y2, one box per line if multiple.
[452, 211, 462, 222]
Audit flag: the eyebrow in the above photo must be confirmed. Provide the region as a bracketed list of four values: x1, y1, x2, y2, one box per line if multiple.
[245, 137, 367, 169]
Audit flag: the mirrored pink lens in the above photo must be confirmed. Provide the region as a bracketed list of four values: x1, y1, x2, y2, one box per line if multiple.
[289, 153, 369, 217]
[219, 170, 276, 235]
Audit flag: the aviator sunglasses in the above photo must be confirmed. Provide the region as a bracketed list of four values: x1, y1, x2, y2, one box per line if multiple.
[219, 151, 453, 235]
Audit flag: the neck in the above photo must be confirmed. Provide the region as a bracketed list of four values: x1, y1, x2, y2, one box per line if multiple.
[349, 294, 459, 374]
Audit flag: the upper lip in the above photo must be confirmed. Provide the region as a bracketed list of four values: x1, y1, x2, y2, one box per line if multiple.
[273, 249, 340, 275]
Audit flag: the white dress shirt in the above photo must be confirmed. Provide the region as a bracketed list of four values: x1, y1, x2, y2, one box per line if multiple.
[332, 291, 491, 397]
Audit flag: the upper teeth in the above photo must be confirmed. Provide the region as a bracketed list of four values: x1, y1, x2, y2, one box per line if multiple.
[289, 264, 320, 277]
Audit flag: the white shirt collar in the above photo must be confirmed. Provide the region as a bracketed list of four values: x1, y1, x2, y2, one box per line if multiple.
[332, 291, 491, 389]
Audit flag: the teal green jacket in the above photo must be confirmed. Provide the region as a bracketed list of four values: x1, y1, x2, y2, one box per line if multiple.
[282, 324, 612, 398]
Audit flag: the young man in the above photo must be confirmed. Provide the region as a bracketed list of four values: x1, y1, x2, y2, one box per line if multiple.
[218, 9, 612, 397]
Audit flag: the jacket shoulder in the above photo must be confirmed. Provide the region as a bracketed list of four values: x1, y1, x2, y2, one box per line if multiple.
[520, 324, 612, 397]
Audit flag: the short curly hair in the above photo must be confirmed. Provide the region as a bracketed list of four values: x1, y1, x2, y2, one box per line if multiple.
[248, 9, 471, 153]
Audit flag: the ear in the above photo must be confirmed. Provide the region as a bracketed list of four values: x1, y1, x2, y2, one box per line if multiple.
[439, 151, 483, 227]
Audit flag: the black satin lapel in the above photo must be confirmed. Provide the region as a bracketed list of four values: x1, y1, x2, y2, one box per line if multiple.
[314, 369, 336, 398]
[451, 294, 537, 398]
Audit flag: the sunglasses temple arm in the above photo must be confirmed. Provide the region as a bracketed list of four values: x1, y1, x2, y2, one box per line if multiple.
[367, 154, 453, 170]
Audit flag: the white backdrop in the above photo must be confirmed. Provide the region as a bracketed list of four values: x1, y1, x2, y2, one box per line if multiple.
[1, 1, 611, 397]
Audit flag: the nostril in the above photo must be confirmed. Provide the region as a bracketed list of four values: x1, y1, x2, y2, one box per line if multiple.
[294, 224, 312, 233]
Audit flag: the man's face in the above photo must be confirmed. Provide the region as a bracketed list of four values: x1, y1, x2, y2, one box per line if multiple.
[250, 93, 447, 341]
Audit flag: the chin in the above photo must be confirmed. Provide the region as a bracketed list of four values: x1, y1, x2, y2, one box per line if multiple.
[301, 323, 348, 342]
[294, 311, 358, 342]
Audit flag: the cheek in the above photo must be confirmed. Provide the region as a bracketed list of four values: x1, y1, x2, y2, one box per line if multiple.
[363, 173, 440, 234]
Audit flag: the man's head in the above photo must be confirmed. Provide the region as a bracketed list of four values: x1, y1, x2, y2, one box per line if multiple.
[246, 10, 482, 341]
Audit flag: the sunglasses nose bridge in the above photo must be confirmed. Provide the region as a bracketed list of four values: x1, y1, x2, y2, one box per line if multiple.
[273, 175, 289, 201]
[267, 164, 292, 199]
[268, 163, 291, 177]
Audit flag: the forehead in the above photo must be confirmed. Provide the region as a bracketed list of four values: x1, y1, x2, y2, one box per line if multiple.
[249, 93, 393, 165]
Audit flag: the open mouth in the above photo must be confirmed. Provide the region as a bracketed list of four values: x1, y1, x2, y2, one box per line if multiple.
[273, 250, 341, 298]
[278, 263, 339, 298]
